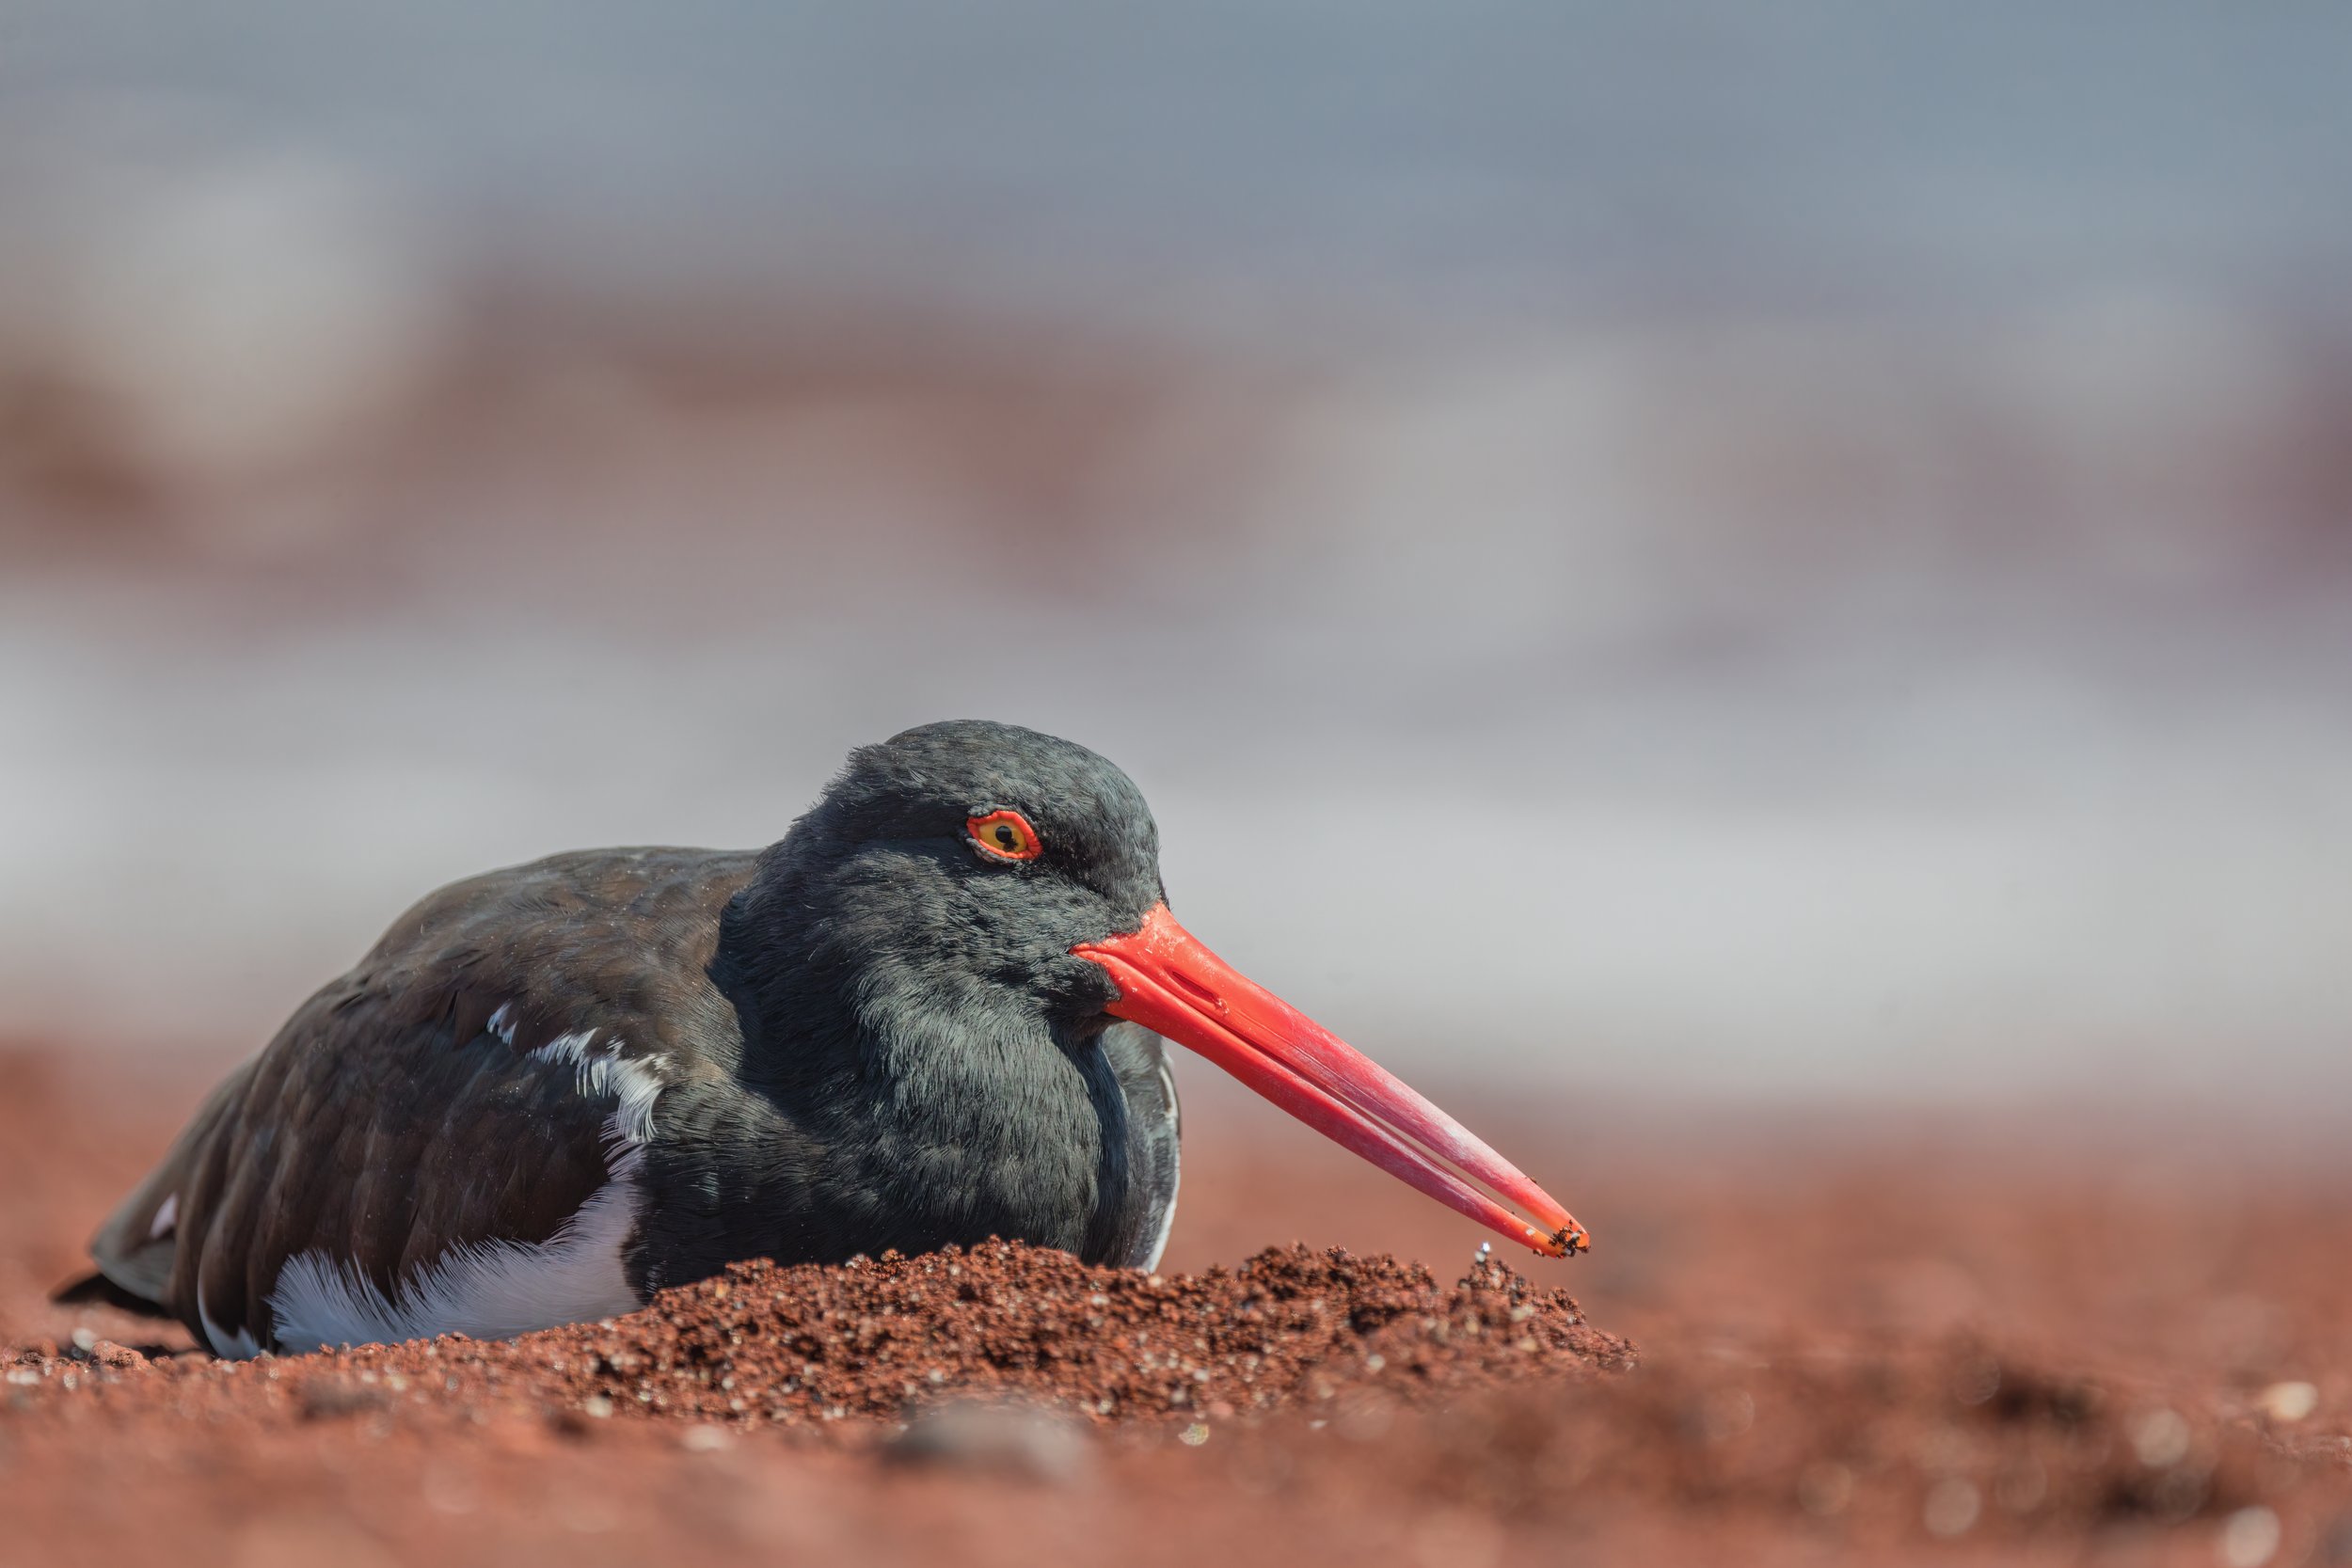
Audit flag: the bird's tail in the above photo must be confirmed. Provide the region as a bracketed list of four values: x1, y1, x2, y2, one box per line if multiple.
[51, 1269, 178, 1319]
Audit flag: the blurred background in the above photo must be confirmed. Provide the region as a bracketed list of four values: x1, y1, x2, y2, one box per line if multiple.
[4, 3, 2349, 1114]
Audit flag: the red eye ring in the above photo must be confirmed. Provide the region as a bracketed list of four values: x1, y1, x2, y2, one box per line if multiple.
[966, 809, 1043, 863]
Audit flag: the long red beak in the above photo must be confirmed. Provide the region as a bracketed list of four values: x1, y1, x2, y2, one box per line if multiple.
[1073, 903, 1589, 1259]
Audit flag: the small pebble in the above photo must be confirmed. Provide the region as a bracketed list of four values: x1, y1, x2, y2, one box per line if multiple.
[2219, 1506, 2281, 1568]
[2255, 1382, 2318, 1423]
[887, 1401, 1090, 1482]
[1923, 1478, 1981, 1539]
[2132, 1409, 2193, 1468]
[1797, 1461, 1853, 1517]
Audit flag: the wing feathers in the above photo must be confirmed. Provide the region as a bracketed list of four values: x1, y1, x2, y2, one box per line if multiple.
[87, 846, 751, 1354]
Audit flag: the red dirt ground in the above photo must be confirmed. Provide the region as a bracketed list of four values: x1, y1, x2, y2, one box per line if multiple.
[7, 1045, 2352, 1567]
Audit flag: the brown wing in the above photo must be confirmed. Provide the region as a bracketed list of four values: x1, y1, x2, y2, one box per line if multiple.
[88, 846, 755, 1354]
[87, 1060, 261, 1307]
[106, 983, 639, 1354]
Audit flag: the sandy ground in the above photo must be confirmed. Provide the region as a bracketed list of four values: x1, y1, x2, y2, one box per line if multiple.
[7, 1045, 2352, 1567]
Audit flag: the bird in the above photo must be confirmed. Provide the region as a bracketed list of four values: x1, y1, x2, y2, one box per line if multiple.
[67, 720, 1587, 1356]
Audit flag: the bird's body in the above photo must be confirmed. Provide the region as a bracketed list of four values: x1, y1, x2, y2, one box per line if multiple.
[91, 844, 1178, 1355]
[78, 721, 1574, 1356]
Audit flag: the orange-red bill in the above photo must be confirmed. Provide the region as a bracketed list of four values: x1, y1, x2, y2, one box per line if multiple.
[1073, 903, 1589, 1259]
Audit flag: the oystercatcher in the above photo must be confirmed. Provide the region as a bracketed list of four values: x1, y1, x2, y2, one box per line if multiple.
[69, 721, 1586, 1355]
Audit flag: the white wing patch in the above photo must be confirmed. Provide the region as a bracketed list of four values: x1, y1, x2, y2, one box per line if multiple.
[527, 1026, 665, 1146]
[267, 1021, 667, 1354]
[148, 1192, 179, 1240]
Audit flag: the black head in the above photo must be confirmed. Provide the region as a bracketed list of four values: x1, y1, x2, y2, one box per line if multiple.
[728, 720, 1165, 1043]
[720, 718, 1593, 1263]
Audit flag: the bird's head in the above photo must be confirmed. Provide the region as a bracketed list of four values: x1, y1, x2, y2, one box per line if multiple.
[743, 718, 1588, 1259]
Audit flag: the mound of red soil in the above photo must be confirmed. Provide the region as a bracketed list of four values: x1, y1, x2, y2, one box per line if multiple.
[556, 1241, 1629, 1427]
[5, 1242, 1630, 1434]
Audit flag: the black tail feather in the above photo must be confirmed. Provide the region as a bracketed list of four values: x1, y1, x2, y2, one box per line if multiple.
[51, 1270, 176, 1320]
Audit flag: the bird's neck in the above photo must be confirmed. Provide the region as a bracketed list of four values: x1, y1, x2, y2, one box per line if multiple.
[717, 875, 1126, 1256]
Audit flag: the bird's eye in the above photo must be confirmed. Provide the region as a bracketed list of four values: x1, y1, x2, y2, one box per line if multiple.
[966, 809, 1043, 863]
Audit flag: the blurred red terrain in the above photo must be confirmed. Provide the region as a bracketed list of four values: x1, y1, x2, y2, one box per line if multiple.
[6, 1045, 2352, 1568]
